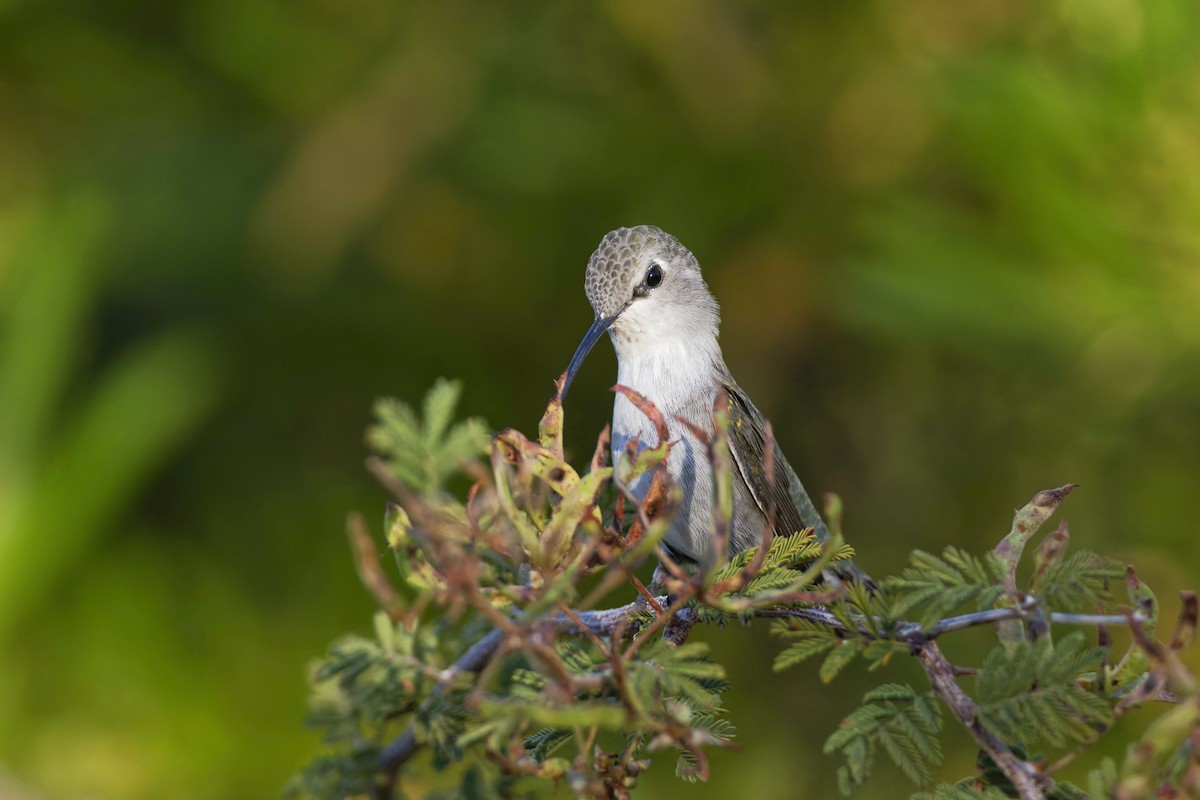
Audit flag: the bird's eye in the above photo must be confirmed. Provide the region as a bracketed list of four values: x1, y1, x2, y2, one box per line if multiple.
[645, 264, 663, 288]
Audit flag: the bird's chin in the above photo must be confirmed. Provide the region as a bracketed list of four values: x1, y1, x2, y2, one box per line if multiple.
[607, 305, 661, 346]
[608, 306, 699, 360]
[607, 324, 652, 363]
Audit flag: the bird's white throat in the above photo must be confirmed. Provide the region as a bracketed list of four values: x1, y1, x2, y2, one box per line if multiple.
[611, 334, 724, 414]
[607, 296, 724, 409]
[610, 299, 722, 402]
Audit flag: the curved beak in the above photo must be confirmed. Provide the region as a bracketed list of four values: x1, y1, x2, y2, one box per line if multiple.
[562, 314, 618, 398]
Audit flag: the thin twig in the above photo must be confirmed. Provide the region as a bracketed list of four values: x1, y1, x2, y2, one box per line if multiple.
[757, 605, 1151, 642]
[623, 594, 692, 660]
[346, 512, 407, 620]
[558, 603, 612, 658]
[917, 641, 1051, 800]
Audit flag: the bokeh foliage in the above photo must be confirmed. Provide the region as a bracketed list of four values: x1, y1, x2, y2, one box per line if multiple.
[1, 1, 1198, 799]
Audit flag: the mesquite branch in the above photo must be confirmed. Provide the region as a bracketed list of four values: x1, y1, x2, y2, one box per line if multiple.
[372, 593, 1152, 798]
[318, 383, 1196, 800]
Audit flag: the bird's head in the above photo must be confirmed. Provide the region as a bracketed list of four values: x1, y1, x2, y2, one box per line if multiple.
[563, 226, 720, 396]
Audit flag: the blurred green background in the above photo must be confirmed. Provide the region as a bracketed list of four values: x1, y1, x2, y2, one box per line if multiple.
[2, 1, 1199, 798]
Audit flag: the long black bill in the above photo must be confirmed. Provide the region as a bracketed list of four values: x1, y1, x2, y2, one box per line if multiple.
[562, 314, 618, 398]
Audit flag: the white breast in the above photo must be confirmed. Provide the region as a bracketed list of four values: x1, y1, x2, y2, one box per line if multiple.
[608, 328, 726, 564]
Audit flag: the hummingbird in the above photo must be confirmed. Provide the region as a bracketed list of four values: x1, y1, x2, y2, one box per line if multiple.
[561, 225, 839, 570]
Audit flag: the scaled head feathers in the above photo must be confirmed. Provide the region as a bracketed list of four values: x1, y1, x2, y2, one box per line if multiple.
[583, 225, 705, 320]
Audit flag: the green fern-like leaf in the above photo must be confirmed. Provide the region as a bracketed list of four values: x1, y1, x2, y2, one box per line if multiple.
[820, 639, 866, 683]
[508, 668, 547, 699]
[771, 619, 840, 672]
[862, 639, 908, 671]
[556, 639, 599, 674]
[975, 632, 1113, 748]
[886, 547, 1007, 628]
[825, 684, 944, 794]
[1085, 756, 1117, 797]
[523, 727, 574, 761]
[285, 741, 382, 800]
[763, 529, 825, 568]
[674, 710, 737, 783]
[913, 779, 1010, 800]
[1036, 550, 1123, 612]
[708, 530, 818, 580]
[708, 530, 854, 602]
[368, 379, 489, 494]
[634, 641, 728, 710]
[422, 762, 527, 800]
